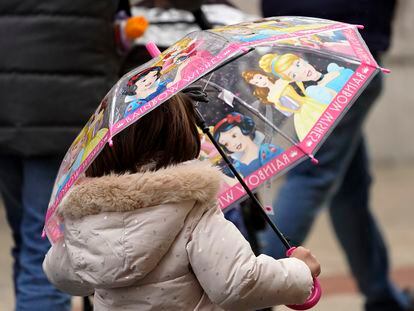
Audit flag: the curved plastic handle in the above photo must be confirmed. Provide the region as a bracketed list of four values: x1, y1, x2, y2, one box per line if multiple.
[285, 247, 322, 310]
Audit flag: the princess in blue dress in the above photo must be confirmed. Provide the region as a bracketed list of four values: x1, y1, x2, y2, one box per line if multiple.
[123, 66, 171, 117]
[213, 112, 283, 177]
[259, 53, 354, 104]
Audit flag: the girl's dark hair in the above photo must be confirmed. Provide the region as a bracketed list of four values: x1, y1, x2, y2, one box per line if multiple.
[213, 112, 256, 154]
[124, 66, 162, 96]
[85, 93, 200, 177]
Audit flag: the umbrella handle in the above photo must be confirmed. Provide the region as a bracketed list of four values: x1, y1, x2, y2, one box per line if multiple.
[285, 247, 322, 310]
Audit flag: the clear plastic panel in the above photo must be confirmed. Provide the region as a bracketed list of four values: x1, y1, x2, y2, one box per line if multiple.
[46, 17, 377, 240]
[276, 29, 360, 61]
[210, 16, 338, 43]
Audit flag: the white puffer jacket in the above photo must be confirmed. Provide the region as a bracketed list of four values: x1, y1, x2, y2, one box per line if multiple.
[43, 161, 312, 310]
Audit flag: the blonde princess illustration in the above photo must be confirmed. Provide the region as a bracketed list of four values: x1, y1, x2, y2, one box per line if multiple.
[259, 53, 354, 104]
[156, 37, 195, 74]
[51, 127, 89, 199]
[279, 33, 354, 57]
[81, 100, 109, 162]
[212, 26, 279, 42]
[213, 18, 328, 43]
[242, 70, 326, 140]
[239, 18, 325, 33]
[157, 37, 213, 79]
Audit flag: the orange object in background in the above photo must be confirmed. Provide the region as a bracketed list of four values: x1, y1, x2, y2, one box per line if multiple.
[124, 16, 149, 40]
[115, 15, 149, 53]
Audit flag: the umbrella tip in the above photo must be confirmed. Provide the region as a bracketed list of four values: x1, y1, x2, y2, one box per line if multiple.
[309, 155, 319, 165]
[356, 24, 365, 30]
[380, 67, 391, 74]
[109, 139, 114, 147]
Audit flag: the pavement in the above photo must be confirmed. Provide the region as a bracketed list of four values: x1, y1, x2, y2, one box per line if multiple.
[0, 162, 413, 310]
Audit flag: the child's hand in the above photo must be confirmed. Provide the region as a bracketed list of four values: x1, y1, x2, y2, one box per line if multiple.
[289, 246, 321, 278]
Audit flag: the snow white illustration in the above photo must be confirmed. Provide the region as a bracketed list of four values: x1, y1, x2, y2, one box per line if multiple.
[213, 112, 283, 177]
[122, 66, 171, 117]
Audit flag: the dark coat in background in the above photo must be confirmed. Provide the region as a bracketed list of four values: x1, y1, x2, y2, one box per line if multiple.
[0, 0, 121, 157]
[261, 0, 396, 54]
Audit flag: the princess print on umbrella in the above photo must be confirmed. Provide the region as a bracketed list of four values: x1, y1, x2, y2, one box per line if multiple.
[158, 37, 214, 80]
[123, 66, 171, 117]
[243, 69, 326, 141]
[260, 52, 354, 104]
[212, 18, 326, 43]
[122, 38, 214, 118]
[214, 112, 283, 177]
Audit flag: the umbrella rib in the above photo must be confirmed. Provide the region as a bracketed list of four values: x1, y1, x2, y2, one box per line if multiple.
[200, 79, 318, 162]
[203, 79, 300, 146]
[194, 107, 292, 249]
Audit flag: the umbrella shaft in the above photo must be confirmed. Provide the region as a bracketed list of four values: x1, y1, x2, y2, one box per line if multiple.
[195, 109, 291, 250]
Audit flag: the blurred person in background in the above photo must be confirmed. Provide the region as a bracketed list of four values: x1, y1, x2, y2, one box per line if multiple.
[259, 1, 413, 310]
[0, 0, 122, 309]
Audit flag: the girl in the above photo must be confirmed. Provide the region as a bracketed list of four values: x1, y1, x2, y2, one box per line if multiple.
[243, 70, 326, 140]
[214, 112, 283, 177]
[260, 52, 354, 104]
[43, 93, 320, 310]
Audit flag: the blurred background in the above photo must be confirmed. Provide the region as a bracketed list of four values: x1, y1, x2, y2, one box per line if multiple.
[1, 0, 413, 310]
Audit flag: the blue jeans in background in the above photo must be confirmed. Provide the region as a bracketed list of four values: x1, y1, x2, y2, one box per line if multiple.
[0, 156, 71, 311]
[259, 72, 411, 311]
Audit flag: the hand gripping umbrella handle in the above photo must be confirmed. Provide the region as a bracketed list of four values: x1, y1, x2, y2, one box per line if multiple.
[285, 247, 322, 310]
[193, 108, 322, 309]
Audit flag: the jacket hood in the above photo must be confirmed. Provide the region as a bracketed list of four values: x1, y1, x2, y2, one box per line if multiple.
[56, 161, 223, 288]
[59, 160, 222, 219]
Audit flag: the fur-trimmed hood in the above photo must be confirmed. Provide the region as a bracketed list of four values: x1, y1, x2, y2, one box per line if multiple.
[59, 160, 222, 219]
[44, 161, 314, 311]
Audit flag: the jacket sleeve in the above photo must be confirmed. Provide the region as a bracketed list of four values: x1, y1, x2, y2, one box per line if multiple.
[186, 207, 313, 310]
[43, 240, 94, 297]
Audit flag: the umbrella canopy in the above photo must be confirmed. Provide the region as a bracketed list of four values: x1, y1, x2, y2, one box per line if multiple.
[45, 16, 381, 243]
